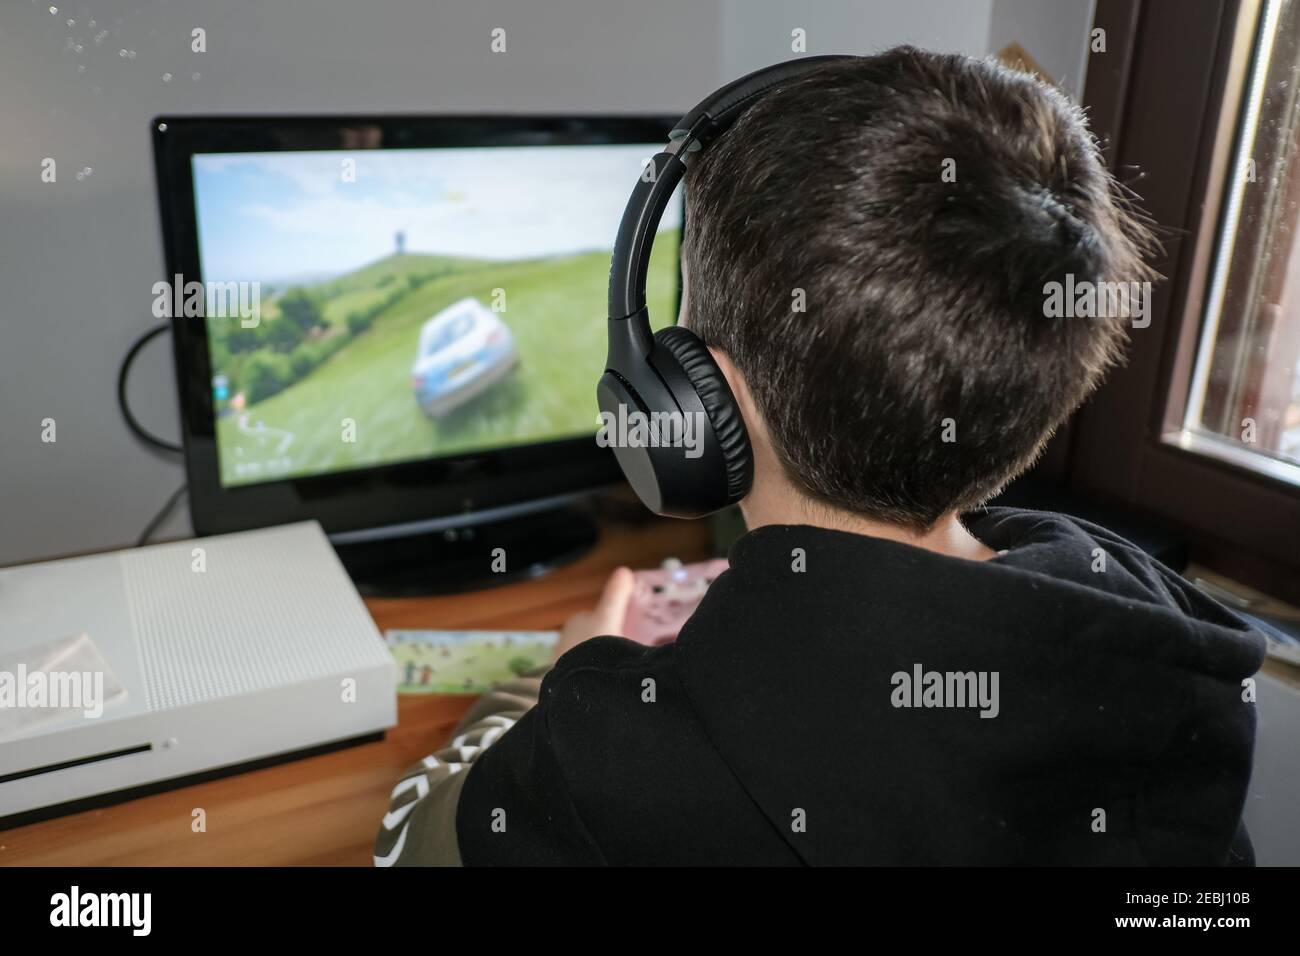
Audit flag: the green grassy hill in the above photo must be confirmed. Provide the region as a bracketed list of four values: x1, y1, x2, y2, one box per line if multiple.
[215, 232, 679, 485]
[314, 252, 485, 297]
[316, 253, 493, 327]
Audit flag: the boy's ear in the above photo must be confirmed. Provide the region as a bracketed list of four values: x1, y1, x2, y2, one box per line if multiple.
[708, 347, 762, 439]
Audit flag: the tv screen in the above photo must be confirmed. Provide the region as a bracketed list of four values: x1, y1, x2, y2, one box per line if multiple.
[189, 144, 680, 488]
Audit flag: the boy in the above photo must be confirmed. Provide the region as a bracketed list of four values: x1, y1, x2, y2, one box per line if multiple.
[375, 48, 1264, 866]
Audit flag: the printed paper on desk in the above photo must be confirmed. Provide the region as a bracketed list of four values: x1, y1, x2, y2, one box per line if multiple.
[386, 629, 557, 694]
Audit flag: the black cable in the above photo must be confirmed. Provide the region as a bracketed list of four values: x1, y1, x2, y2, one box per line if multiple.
[118, 321, 183, 453]
[120, 323, 189, 545]
[137, 484, 189, 547]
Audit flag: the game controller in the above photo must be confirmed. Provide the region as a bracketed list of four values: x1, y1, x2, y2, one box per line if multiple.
[622, 557, 730, 646]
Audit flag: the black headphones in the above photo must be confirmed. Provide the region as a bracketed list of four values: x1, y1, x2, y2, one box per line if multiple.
[600, 55, 854, 518]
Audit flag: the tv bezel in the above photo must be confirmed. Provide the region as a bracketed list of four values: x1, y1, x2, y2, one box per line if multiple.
[151, 113, 681, 538]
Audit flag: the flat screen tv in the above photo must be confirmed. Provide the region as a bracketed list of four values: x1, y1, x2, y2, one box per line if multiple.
[152, 115, 682, 591]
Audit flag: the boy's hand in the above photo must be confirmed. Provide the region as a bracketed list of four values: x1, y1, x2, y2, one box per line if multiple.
[553, 567, 635, 660]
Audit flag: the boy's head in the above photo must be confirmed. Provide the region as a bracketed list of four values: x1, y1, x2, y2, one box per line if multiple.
[683, 47, 1153, 531]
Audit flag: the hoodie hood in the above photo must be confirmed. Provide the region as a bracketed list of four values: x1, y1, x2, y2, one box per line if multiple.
[675, 508, 1265, 865]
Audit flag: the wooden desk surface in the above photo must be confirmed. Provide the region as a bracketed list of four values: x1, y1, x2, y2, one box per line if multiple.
[0, 517, 711, 866]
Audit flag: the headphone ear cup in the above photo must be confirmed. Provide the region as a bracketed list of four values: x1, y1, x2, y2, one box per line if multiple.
[653, 325, 753, 504]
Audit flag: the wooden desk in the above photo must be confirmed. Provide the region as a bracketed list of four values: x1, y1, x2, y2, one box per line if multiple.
[0, 517, 711, 866]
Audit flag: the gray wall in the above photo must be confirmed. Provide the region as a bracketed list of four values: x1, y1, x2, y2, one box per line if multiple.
[720, 0, 1095, 93]
[721, 0, 995, 78]
[1246, 672, 1300, 865]
[988, 0, 1097, 96]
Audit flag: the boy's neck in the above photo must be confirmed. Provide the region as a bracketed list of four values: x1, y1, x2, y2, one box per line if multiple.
[740, 482, 997, 563]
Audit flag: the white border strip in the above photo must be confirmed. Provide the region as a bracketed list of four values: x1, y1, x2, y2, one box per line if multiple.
[1163, 427, 1300, 487]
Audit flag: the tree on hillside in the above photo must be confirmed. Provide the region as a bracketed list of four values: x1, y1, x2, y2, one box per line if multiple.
[277, 288, 324, 334]
[264, 316, 308, 352]
[244, 352, 290, 404]
[221, 318, 264, 354]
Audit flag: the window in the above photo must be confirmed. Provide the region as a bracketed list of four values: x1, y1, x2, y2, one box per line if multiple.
[420, 312, 475, 356]
[1063, 0, 1300, 602]
[1173, 0, 1300, 486]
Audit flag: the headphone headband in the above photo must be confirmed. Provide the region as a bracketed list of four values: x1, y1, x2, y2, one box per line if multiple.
[607, 55, 855, 327]
[599, 55, 858, 518]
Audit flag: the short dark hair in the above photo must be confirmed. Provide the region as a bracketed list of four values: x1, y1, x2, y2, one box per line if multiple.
[684, 47, 1154, 530]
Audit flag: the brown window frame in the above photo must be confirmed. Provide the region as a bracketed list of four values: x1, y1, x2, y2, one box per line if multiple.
[1058, 0, 1300, 601]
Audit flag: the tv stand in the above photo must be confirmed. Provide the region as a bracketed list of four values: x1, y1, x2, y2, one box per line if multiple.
[332, 503, 599, 597]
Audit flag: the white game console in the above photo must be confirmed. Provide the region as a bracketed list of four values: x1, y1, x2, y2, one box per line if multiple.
[0, 521, 397, 823]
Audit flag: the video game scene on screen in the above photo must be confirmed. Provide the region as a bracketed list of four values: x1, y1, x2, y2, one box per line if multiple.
[192, 145, 679, 487]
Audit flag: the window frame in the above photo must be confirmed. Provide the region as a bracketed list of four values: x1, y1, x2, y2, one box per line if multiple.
[1175, 0, 1300, 485]
[1061, 0, 1300, 601]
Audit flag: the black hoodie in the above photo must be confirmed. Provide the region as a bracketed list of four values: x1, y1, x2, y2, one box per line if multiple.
[452, 508, 1265, 865]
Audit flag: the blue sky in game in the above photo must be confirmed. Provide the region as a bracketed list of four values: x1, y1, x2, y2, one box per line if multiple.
[192, 144, 681, 286]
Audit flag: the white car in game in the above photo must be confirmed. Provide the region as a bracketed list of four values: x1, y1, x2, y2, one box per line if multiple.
[410, 297, 519, 418]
